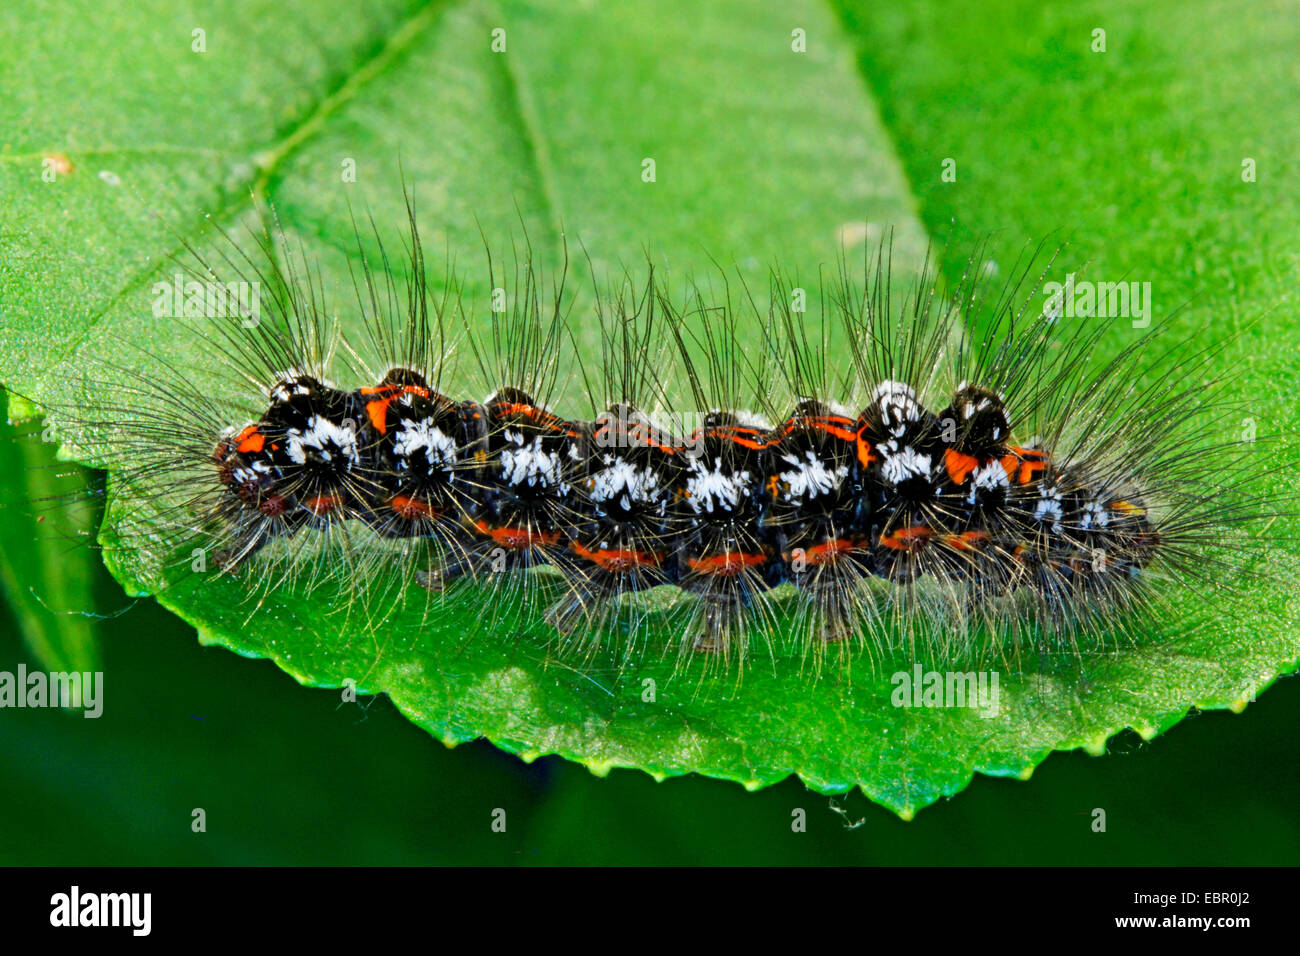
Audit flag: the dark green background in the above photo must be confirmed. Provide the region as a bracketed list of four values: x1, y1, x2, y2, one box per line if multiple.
[2, 0, 1298, 863]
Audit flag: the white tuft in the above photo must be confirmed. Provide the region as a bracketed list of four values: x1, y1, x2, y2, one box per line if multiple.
[285, 415, 358, 467]
[879, 441, 932, 487]
[393, 418, 456, 471]
[590, 455, 662, 509]
[686, 456, 751, 515]
[779, 449, 848, 501]
[499, 429, 566, 492]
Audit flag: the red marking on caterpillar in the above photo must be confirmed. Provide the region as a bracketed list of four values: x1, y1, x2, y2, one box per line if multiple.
[390, 495, 440, 520]
[943, 448, 979, 484]
[880, 526, 933, 552]
[787, 538, 859, 565]
[474, 521, 561, 550]
[569, 541, 664, 573]
[234, 427, 265, 454]
[1003, 446, 1050, 485]
[687, 551, 771, 576]
[24, 200, 1282, 677]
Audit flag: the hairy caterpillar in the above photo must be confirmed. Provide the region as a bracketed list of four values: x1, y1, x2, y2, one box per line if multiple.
[20, 198, 1275, 679]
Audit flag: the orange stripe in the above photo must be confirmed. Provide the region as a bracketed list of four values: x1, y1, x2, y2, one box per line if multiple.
[881, 525, 932, 551]
[628, 422, 678, 454]
[711, 425, 775, 451]
[235, 425, 265, 454]
[787, 538, 858, 565]
[360, 383, 422, 399]
[570, 541, 663, 572]
[492, 401, 580, 437]
[942, 530, 990, 552]
[302, 494, 339, 515]
[390, 495, 439, 520]
[944, 448, 980, 484]
[856, 435, 875, 469]
[780, 415, 858, 443]
[1019, 460, 1047, 483]
[687, 551, 768, 576]
[473, 520, 559, 549]
[781, 415, 874, 468]
[365, 397, 392, 434]
[596, 421, 678, 455]
[362, 383, 436, 435]
[1002, 447, 1050, 485]
[1012, 446, 1049, 460]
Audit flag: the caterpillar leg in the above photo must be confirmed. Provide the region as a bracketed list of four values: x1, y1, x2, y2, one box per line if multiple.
[695, 596, 739, 653]
[688, 576, 762, 658]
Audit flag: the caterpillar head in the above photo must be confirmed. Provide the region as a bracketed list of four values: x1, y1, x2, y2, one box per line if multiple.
[214, 373, 362, 521]
[213, 422, 290, 517]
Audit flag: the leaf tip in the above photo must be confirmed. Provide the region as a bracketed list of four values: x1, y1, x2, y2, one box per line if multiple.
[1134, 723, 1160, 742]
[1082, 735, 1109, 757]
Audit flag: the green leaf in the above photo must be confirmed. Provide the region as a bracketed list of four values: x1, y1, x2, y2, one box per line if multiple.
[1, 0, 1296, 819]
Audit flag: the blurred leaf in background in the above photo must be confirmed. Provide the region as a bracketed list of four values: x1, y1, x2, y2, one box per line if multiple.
[0, 396, 100, 678]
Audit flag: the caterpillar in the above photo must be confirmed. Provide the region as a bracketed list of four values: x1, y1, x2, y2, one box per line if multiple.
[24, 198, 1274, 679]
